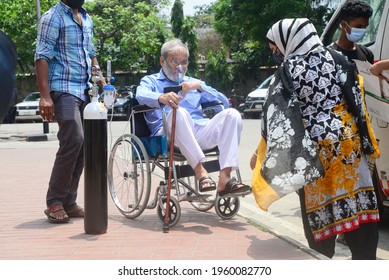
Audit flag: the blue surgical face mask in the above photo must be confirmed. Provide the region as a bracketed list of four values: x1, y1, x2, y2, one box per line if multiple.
[345, 22, 366, 42]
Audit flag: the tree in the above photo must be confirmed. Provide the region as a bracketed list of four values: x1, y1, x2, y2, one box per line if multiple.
[205, 49, 232, 93]
[180, 17, 199, 75]
[0, 0, 52, 72]
[85, 0, 170, 74]
[170, 0, 198, 75]
[171, 0, 184, 38]
[192, 3, 223, 64]
[0, 0, 171, 75]
[192, 3, 216, 28]
[213, 0, 336, 81]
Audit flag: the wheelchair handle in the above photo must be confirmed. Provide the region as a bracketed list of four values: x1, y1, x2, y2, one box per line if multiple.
[163, 86, 182, 93]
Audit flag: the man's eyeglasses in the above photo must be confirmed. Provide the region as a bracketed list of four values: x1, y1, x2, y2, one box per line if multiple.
[171, 58, 189, 66]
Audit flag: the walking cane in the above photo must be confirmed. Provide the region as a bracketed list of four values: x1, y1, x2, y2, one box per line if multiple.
[163, 86, 181, 233]
[163, 107, 176, 233]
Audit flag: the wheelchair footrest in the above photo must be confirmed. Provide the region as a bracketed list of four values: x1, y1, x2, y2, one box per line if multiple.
[179, 193, 213, 202]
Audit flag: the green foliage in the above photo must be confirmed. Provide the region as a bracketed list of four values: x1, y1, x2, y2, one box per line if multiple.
[85, 0, 170, 74]
[171, 0, 184, 38]
[0, 0, 337, 85]
[0, 0, 171, 75]
[170, 1, 198, 76]
[213, 0, 336, 81]
[192, 3, 216, 28]
[180, 17, 198, 76]
[205, 49, 232, 93]
[0, 0, 52, 72]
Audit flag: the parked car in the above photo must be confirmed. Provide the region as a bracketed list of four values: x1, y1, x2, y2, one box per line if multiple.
[243, 75, 273, 119]
[15, 92, 42, 123]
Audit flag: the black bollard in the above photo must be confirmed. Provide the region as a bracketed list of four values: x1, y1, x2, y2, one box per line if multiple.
[43, 121, 49, 134]
[83, 95, 108, 234]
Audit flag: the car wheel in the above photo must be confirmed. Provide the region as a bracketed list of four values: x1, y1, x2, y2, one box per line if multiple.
[243, 112, 250, 119]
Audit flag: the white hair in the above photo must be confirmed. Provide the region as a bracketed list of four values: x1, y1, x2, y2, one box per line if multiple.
[161, 38, 188, 58]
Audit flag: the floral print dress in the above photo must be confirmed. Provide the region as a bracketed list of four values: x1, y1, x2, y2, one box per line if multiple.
[287, 48, 380, 241]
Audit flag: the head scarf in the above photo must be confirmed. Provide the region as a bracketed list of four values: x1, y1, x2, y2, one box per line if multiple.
[266, 18, 322, 59]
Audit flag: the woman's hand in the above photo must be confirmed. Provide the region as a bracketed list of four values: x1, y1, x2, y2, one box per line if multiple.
[250, 150, 257, 170]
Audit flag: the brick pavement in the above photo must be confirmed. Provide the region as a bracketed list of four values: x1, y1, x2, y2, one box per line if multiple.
[0, 133, 317, 260]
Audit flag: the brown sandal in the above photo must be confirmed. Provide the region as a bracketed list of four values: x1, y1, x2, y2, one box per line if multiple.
[44, 204, 70, 223]
[66, 205, 85, 218]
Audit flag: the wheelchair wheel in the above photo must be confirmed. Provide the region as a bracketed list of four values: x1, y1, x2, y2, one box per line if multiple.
[108, 134, 151, 219]
[214, 196, 240, 220]
[157, 196, 181, 227]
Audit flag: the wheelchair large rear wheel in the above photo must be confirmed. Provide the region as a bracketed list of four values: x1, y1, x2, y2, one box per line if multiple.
[108, 134, 151, 219]
[214, 196, 240, 220]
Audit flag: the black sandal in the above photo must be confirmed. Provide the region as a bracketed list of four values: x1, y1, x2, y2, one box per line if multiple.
[218, 178, 251, 198]
[199, 176, 216, 192]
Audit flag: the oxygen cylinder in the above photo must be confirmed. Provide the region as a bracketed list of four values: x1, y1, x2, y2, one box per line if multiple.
[83, 94, 108, 234]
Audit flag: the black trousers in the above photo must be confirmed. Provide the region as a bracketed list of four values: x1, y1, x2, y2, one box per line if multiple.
[298, 188, 379, 259]
[46, 92, 88, 210]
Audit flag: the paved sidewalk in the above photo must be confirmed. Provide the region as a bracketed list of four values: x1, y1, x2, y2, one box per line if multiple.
[0, 124, 318, 260]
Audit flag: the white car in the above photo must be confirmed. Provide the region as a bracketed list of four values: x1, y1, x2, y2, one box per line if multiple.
[243, 75, 273, 119]
[15, 92, 42, 123]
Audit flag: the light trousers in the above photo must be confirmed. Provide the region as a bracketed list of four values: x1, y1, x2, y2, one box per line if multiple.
[164, 108, 243, 170]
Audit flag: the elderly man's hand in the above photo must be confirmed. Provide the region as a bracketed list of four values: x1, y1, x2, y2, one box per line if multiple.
[159, 92, 181, 108]
[180, 81, 202, 97]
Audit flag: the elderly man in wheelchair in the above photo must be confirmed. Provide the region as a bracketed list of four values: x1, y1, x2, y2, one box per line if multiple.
[136, 38, 251, 199]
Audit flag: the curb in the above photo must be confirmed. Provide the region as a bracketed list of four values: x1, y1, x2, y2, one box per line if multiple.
[238, 200, 329, 260]
[26, 133, 57, 142]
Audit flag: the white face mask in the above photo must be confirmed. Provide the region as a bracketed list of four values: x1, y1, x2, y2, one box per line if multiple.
[345, 22, 367, 42]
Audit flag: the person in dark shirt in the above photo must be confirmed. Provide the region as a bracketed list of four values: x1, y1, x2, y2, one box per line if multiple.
[329, 0, 374, 64]
[329, 0, 374, 246]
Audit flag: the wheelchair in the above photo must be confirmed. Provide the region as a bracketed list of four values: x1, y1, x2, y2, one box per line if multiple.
[107, 95, 245, 228]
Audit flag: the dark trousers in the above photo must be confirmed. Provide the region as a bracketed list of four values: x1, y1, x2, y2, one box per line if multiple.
[46, 92, 88, 211]
[298, 188, 379, 259]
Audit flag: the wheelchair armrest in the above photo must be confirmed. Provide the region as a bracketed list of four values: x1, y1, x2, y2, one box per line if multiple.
[201, 101, 224, 110]
[132, 104, 156, 113]
[164, 86, 182, 93]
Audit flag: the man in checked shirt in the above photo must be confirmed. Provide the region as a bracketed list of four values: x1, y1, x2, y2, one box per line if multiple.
[35, 0, 105, 223]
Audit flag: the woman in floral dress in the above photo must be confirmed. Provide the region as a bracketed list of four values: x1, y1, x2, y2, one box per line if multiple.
[252, 18, 380, 259]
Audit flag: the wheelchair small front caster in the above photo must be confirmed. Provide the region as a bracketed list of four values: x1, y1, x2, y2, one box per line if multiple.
[157, 196, 181, 228]
[215, 195, 240, 220]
